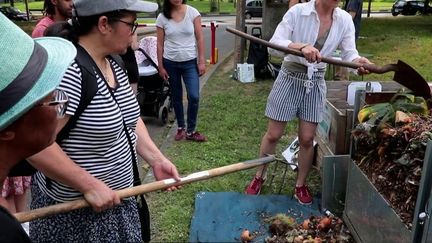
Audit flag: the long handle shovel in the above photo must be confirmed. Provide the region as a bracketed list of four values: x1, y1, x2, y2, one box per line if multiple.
[226, 27, 431, 100]
[15, 155, 276, 223]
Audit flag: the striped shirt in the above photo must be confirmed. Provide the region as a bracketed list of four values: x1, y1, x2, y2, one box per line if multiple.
[269, 0, 360, 70]
[34, 58, 140, 202]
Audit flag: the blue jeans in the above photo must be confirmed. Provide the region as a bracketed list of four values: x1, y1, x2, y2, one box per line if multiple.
[163, 58, 200, 133]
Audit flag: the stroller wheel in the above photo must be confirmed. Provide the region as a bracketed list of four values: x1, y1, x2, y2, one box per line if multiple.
[159, 107, 168, 125]
[168, 98, 173, 112]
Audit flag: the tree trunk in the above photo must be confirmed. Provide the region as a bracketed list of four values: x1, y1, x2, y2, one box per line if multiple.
[210, 0, 219, 13]
[424, 0, 430, 14]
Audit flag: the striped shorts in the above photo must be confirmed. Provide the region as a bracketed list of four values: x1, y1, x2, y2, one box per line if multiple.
[265, 66, 326, 123]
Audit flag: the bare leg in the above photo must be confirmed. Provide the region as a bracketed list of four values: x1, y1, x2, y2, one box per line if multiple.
[14, 192, 28, 213]
[5, 196, 17, 213]
[295, 119, 318, 186]
[0, 197, 9, 210]
[255, 119, 287, 178]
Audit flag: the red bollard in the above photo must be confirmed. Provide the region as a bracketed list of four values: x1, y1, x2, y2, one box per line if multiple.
[210, 21, 216, 64]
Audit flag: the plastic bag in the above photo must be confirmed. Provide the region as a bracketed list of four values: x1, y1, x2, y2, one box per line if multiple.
[236, 63, 255, 83]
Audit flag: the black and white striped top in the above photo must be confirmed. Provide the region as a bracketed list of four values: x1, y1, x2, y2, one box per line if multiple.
[34, 58, 140, 202]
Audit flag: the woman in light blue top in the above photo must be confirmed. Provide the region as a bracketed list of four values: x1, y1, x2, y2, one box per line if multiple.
[156, 0, 207, 142]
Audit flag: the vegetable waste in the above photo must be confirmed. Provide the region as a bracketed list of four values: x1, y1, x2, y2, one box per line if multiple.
[352, 92, 431, 229]
[264, 214, 353, 243]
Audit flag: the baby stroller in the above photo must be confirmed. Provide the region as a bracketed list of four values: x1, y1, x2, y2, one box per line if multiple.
[135, 36, 171, 125]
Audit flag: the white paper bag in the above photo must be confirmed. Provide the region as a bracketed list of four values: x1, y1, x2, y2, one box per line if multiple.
[236, 63, 255, 83]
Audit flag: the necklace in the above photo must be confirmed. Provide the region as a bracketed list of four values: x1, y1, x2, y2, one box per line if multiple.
[101, 58, 114, 86]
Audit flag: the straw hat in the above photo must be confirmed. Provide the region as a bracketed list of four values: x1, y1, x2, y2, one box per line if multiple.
[0, 13, 76, 130]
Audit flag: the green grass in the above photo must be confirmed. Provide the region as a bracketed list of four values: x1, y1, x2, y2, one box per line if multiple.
[352, 16, 432, 81]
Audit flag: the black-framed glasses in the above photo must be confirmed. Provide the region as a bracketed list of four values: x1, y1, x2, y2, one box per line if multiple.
[116, 19, 138, 34]
[37, 89, 69, 118]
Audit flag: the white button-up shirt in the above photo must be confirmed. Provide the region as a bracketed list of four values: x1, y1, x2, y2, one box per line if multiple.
[269, 0, 360, 71]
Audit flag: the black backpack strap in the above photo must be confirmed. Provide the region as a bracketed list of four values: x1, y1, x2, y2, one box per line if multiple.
[111, 54, 127, 71]
[56, 44, 99, 143]
[45, 44, 99, 189]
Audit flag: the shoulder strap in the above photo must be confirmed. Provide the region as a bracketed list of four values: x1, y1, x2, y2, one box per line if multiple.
[56, 44, 98, 143]
[137, 48, 159, 71]
[111, 54, 127, 71]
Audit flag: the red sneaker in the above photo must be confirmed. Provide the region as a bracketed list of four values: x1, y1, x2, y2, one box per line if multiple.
[186, 131, 207, 142]
[175, 128, 186, 141]
[294, 185, 313, 205]
[245, 177, 265, 195]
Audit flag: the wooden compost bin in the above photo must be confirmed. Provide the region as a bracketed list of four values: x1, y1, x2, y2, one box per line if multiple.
[341, 89, 432, 243]
[315, 81, 403, 168]
[344, 134, 432, 243]
[319, 81, 403, 216]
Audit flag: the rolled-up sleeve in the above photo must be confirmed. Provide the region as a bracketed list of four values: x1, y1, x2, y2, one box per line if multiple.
[268, 10, 296, 57]
[339, 16, 360, 62]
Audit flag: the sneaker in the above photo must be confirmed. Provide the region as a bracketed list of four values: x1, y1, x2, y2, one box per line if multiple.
[186, 131, 207, 142]
[175, 128, 186, 141]
[294, 185, 313, 205]
[245, 177, 265, 195]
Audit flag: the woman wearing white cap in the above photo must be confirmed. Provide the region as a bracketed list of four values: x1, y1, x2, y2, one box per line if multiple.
[27, 0, 181, 242]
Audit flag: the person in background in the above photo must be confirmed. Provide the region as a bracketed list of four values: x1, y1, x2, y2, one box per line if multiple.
[245, 0, 371, 205]
[0, 176, 31, 233]
[0, 12, 76, 242]
[334, 0, 363, 80]
[120, 33, 140, 94]
[28, 0, 181, 242]
[289, 0, 309, 9]
[346, 0, 363, 40]
[32, 0, 73, 38]
[156, 0, 207, 142]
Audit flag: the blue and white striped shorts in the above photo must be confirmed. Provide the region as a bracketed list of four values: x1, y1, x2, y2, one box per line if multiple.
[265, 66, 326, 123]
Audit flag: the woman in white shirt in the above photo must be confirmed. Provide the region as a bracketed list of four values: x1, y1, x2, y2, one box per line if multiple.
[156, 0, 207, 142]
[245, 0, 371, 205]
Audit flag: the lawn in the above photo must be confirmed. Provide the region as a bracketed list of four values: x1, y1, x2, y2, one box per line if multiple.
[147, 15, 432, 242]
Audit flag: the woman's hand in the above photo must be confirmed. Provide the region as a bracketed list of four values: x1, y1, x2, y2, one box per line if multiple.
[158, 67, 169, 81]
[198, 63, 206, 76]
[301, 44, 322, 63]
[83, 179, 121, 213]
[353, 56, 373, 75]
[152, 159, 181, 191]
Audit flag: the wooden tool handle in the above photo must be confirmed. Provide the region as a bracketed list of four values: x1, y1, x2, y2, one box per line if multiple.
[15, 155, 276, 223]
[226, 27, 398, 74]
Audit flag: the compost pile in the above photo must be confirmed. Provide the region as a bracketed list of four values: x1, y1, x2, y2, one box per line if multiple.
[242, 214, 354, 243]
[351, 93, 431, 229]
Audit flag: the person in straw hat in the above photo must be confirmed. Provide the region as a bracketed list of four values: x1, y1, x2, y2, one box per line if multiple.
[0, 13, 76, 242]
[28, 0, 181, 242]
